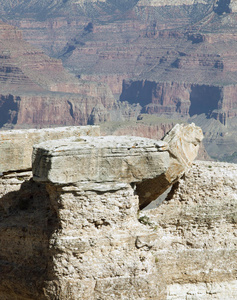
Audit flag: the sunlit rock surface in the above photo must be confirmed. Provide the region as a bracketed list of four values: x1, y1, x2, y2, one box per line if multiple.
[0, 125, 100, 173]
[32, 123, 203, 209]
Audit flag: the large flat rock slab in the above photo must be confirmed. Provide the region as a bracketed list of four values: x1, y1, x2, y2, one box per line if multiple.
[32, 135, 170, 185]
[0, 126, 100, 173]
[32, 123, 203, 208]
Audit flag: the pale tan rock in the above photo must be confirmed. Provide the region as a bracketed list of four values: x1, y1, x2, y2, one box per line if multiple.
[32, 135, 170, 185]
[137, 123, 203, 208]
[0, 147, 237, 299]
[167, 281, 237, 299]
[145, 160, 237, 299]
[32, 123, 202, 208]
[0, 123, 208, 299]
[230, 0, 237, 12]
[163, 122, 203, 182]
[0, 125, 100, 173]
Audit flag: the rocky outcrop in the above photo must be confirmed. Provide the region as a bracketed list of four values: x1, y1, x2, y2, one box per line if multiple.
[145, 160, 237, 299]
[0, 123, 202, 299]
[1, 124, 237, 299]
[0, 125, 99, 173]
[32, 123, 203, 209]
[101, 121, 211, 161]
[136, 123, 203, 208]
[32, 135, 170, 186]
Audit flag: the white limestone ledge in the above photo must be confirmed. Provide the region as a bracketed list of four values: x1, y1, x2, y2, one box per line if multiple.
[0, 126, 100, 173]
[32, 123, 203, 208]
[32, 135, 170, 185]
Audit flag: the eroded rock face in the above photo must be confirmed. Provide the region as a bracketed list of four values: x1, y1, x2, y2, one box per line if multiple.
[120, 81, 237, 123]
[32, 123, 203, 209]
[137, 123, 203, 208]
[144, 160, 237, 299]
[0, 129, 236, 299]
[0, 125, 100, 173]
[32, 135, 170, 185]
[0, 21, 119, 129]
[0, 171, 166, 300]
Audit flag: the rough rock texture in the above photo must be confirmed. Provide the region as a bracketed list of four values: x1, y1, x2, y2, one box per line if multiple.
[145, 160, 237, 299]
[32, 123, 203, 208]
[32, 135, 170, 185]
[0, 124, 236, 299]
[0, 125, 99, 173]
[0, 171, 165, 300]
[136, 123, 203, 208]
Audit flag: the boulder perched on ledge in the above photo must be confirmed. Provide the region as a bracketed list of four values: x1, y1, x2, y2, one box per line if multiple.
[32, 123, 203, 208]
[0, 123, 206, 299]
[32, 135, 170, 184]
[0, 126, 100, 173]
[137, 123, 203, 208]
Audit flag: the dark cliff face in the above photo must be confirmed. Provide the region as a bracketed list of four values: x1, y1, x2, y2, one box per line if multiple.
[214, 0, 231, 15]
[0, 95, 19, 127]
[189, 85, 222, 117]
[120, 80, 226, 121]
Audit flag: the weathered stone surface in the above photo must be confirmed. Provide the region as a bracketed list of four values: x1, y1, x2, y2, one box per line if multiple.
[0, 173, 165, 299]
[0, 125, 100, 173]
[32, 123, 203, 208]
[163, 123, 204, 180]
[137, 123, 203, 208]
[32, 135, 170, 185]
[0, 158, 236, 299]
[144, 160, 237, 299]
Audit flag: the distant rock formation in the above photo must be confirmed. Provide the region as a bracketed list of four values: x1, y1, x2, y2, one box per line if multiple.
[120, 81, 237, 124]
[1, 0, 237, 162]
[0, 21, 121, 129]
[137, 0, 210, 6]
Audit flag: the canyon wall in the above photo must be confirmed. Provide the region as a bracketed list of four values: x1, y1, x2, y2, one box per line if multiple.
[0, 21, 121, 129]
[0, 0, 237, 163]
[120, 80, 237, 122]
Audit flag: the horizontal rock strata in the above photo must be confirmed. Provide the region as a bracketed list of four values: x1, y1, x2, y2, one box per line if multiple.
[0, 125, 99, 173]
[32, 135, 170, 185]
[145, 160, 237, 299]
[0, 21, 119, 129]
[0, 123, 203, 299]
[32, 123, 203, 208]
[0, 143, 236, 299]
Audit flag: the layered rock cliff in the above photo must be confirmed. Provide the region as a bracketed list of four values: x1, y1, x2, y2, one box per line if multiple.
[0, 0, 236, 162]
[0, 21, 121, 129]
